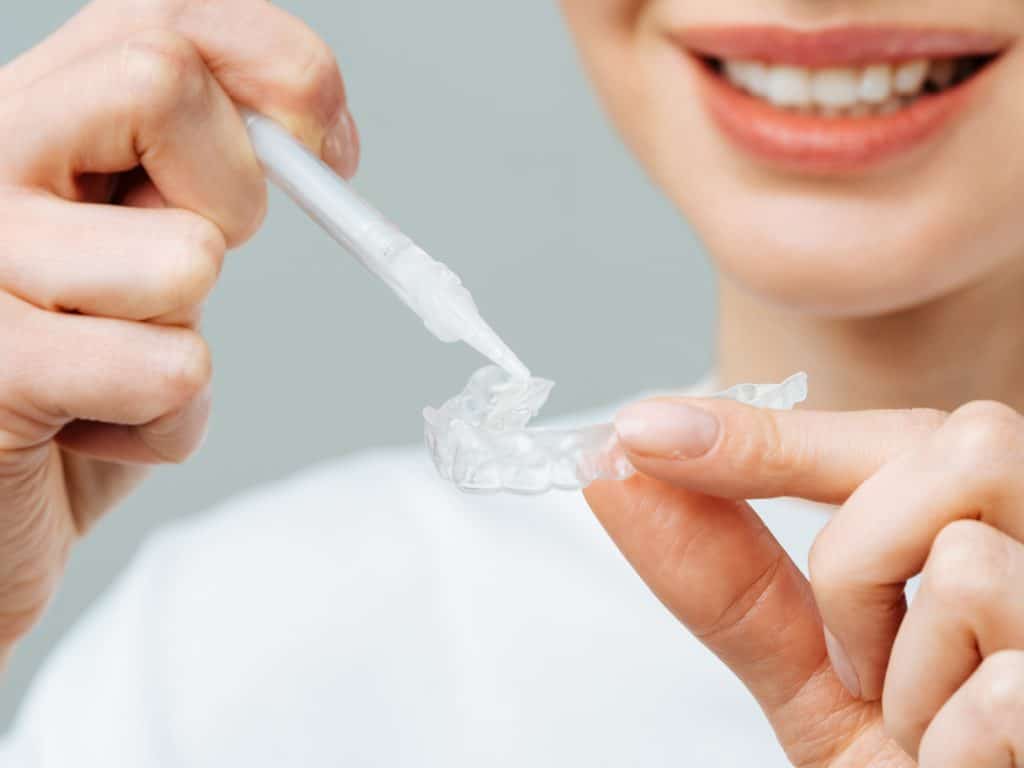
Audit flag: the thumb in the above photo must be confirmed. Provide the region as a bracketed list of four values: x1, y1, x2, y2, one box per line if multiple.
[584, 475, 879, 764]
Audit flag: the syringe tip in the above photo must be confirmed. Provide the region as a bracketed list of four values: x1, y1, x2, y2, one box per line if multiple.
[495, 348, 532, 381]
[463, 321, 531, 381]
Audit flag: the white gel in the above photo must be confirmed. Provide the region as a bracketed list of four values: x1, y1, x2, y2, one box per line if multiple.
[424, 367, 809, 495]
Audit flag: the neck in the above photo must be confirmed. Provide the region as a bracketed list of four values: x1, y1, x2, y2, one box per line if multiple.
[717, 267, 1024, 413]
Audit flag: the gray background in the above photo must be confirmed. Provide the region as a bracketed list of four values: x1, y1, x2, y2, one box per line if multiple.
[0, 1, 714, 727]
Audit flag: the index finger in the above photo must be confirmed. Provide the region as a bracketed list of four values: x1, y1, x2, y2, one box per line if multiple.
[3, 0, 357, 176]
[613, 397, 947, 503]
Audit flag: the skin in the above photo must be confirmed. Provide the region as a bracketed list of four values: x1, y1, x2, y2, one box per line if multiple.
[559, 0, 1024, 765]
[0, 0, 357, 658]
[0, 1, 1020, 765]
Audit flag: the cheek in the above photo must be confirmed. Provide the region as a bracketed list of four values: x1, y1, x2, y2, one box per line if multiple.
[583, 26, 1024, 317]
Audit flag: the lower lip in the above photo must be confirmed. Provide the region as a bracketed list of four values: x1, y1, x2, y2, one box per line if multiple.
[689, 58, 992, 174]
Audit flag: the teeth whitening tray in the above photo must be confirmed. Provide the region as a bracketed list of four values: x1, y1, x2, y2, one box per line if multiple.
[244, 111, 808, 496]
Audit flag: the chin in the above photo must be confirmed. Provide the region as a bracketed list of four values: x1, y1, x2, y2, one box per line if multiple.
[684, 182, 1017, 318]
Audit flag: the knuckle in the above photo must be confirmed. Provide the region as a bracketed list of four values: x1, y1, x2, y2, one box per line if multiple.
[807, 526, 852, 605]
[724, 408, 787, 477]
[807, 532, 836, 593]
[166, 217, 225, 307]
[723, 406, 820, 499]
[923, 520, 1002, 607]
[162, 331, 212, 405]
[761, 410, 813, 482]
[696, 546, 785, 641]
[972, 651, 1024, 724]
[943, 401, 1022, 464]
[289, 38, 345, 123]
[119, 31, 207, 119]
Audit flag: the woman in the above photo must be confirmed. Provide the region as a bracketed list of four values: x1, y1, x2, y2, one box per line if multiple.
[0, 0, 1019, 765]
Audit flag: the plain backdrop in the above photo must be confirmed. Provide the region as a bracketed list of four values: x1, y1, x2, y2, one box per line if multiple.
[0, 0, 714, 727]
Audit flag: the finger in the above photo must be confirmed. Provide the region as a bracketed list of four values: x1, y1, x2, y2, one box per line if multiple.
[1, 32, 267, 246]
[57, 381, 212, 465]
[0, 191, 224, 322]
[917, 650, 1024, 768]
[0, 292, 211, 457]
[809, 402, 1024, 700]
[882, 522, 1024, 757]
[614, 397, 946, 504]
[583, 476, 889, 765]
[1, 0, 358, 177]
[107, 173, 208, 326]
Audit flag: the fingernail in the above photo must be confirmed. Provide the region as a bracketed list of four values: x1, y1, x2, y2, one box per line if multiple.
[322, 108, 359, 178]
[614, 401, 720, 460]
[824, 627, 862, 699]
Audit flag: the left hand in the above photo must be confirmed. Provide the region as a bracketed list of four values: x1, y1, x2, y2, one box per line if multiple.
[585, 396, 1024, 767]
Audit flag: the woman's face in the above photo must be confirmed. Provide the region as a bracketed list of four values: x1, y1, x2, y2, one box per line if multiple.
[559, 1, 1024, 316]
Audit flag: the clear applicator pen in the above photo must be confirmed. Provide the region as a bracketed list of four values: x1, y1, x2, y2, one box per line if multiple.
[242, 110, 530, 381]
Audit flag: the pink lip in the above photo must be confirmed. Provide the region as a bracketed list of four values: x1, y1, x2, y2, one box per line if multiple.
[673, 26, 1012, 174]
[676, 26, 1010, 67]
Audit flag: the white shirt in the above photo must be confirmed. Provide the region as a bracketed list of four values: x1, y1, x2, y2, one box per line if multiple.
[0, 383, 830, 767]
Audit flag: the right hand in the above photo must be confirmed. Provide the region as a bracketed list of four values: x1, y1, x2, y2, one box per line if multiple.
[0, 0, 359, 659]
[588, 397, 1024, 766]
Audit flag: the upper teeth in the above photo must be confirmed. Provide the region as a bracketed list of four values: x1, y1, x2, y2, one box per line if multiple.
[723, 58, 948, 112]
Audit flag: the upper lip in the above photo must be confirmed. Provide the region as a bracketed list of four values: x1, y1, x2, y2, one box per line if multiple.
[674, 26, 1012, 67]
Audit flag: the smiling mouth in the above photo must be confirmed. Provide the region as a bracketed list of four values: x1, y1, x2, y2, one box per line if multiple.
[704, 54, 996, 118]
[674, 26, 1012, 172]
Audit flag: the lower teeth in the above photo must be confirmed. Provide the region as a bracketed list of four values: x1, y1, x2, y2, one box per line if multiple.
[794, 95, 916, 118]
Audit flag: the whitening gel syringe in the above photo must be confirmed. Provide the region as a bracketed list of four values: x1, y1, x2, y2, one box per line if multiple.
[243, 111, 530, 381]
